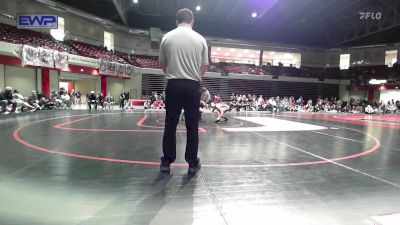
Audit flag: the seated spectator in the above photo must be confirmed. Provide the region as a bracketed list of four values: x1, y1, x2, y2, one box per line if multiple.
[98, 93, 105, 109]
[387, 99, 397, 115]
[152, 100, 165, 109]
[144, 100, 151, 110]
[365, 105, 375, 114]
[60, 92, 71, 109]
[28, 90, 42, 110]
[87, 91, 98, 111]
[104, 93, 115, 110]
[0, 86, 16, 114]
[13, 90, 36, 113]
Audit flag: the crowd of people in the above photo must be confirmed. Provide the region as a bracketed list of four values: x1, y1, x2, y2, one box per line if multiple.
[223, 93, 400, 114]
[0, 86, 126, 114]
[2, 86, 400, 116]
[0, 87, 77, 114]
[144, 91, 166, 110]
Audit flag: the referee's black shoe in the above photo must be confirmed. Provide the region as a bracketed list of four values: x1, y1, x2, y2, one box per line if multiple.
[160, 162, 171, 173]
[188, 163, 201, 175]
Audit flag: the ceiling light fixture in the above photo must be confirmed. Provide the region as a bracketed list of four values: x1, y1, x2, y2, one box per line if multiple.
[133, 0, 138, 4]
[196, 5, 201, 11]
[251, 12, 258, 18]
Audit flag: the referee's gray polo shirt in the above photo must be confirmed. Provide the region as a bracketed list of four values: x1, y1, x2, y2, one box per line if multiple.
[159, 23, 209, 82]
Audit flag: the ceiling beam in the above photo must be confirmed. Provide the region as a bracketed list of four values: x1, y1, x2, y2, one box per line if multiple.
[211, 0, 226, 18]
[327, 0, 400, 45]
[225, 0, 244, 20]
[328, 10, 400, 45]
[112, 0, 128, 25]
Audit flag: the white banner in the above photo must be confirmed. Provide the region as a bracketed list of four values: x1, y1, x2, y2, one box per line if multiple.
[68, 54, 98, 68]
[125, 65, 134, 78]
[99, 59, 132, 77]
[38, 47, 54, 68]
[21, 45, 69, 69]
[54, 50, 69, 70]
[21, 45, 40, 67]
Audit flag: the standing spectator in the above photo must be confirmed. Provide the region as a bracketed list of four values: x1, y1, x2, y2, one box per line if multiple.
[199, 87, 210, 121]
[70, 89, 76, 105]
[119, 90, 125, 109]
[75, 90, 81, 105]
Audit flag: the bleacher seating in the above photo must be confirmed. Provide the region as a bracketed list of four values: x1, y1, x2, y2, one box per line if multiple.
[0, 23, 70, 52]
[66, 40, 125, 62]
[220, 62, 265, 75]
[207, 63, 222, 72]
[131, 55, 161, 69]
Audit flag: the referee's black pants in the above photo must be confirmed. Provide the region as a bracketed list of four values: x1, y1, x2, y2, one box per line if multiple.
[162, 79, 201, 167]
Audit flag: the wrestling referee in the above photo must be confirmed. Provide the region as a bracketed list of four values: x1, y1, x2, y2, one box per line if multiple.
[159, 8, 209, 174]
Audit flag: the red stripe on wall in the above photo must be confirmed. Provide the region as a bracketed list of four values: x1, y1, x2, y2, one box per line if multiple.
[65, 64, 99, 75]
[41, 68, 50, 97]
[101, 75, 107, 96]
[0, 55, 22, 67]
[368, 89, 374, 102]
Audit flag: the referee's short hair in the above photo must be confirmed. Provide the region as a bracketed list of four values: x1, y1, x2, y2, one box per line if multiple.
[176, 8, 193, 24]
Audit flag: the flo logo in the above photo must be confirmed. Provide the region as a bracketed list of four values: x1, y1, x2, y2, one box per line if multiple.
[359, 12, 382, 20]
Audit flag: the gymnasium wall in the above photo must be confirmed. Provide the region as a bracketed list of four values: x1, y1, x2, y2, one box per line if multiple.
[0, 64, 4, 90]
[348, 90, 367, 100]
[327, 46, 400, 67]
[124, 70, 142, 99]
[300, 51, 327, 68]
[107, 77, 124, 100]
[50, 70, 59, 92]
[3, 65, 37, 96]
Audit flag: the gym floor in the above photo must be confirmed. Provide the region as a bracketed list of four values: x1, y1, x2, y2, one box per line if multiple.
[1, 110, 400, 225]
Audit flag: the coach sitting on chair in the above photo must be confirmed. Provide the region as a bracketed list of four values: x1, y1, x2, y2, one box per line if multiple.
[159, 8, 209, 174]
[87, 91, 98, 111]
